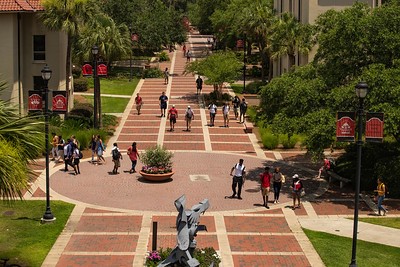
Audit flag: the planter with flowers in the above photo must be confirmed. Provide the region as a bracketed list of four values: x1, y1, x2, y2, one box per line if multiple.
[140, 145, 174, 182]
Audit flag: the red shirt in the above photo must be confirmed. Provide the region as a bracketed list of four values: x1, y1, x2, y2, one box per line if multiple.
[260, 172, 272, 188]
[169, 108, 178, 118]
[127, 146, 138, 161]
[135, 96, 142, 105]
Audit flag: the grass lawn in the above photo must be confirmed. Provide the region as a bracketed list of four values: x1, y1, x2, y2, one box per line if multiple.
[359, 217, 400, 229]
[0, 200, 75, 267]
[303, 228, 400, 267]
[230, 84, 243, 94]
[87, 78, 139, 95]
[83, 95, 130, 113]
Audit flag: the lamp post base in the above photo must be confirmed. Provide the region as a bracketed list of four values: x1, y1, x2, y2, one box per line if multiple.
[41, 210, 56, 223]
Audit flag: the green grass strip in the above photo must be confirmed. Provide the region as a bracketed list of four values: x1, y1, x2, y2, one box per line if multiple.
[359, 217, 400, 229]
[84, 95, 130, 113]
[303, 228, 400, 267]
[0, 200, 75, 267]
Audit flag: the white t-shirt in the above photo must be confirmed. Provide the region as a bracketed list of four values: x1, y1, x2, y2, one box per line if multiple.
[233, 163, 245, 177]
[208, 104, 217, 114]
[223, 105, 230, 115]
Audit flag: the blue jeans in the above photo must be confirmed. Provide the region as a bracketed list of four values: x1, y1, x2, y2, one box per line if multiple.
[131, 160, 137, 171]
[378, 195, 387, 213]
[273, 182, 282, 201]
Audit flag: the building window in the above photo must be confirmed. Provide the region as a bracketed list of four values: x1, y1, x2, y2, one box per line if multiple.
[33, 35, 46, 61]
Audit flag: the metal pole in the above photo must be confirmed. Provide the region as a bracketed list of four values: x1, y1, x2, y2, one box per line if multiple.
[42, 76, 55, 222]
[98, 74, 102, 129]
[93, 55, 98, 129]
[243, 34, 246, 94]
[349, 97, 364, 267]
[152, 221, 158, 251]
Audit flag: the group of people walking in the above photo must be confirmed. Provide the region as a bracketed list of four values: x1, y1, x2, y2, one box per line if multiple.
[208, 97, 248, 127]
[229, 158, 304, 210]
[51, 133, 82, 175]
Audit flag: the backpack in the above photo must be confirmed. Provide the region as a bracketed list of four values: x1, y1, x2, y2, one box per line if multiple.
[78, 151, 83, 159]
[112, 149, 120, 160]
[328, 158, 335, 170]
[384, 183, 389, 195]
[186, 109, 193, 118]
[241, 102, 247, 110]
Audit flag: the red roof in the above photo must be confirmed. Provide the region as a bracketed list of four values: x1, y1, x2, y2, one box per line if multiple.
[0, 0, 44, 12]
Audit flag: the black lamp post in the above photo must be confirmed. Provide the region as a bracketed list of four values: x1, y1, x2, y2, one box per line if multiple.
[129, 25, 133, 82]
[41, 65, 56, 222]
[243, 32, 247, 94]
[349, 81, 368, 267]
[92, 45, 99, 129]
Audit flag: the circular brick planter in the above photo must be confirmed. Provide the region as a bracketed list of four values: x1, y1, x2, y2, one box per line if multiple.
[139, 171, 175, 182]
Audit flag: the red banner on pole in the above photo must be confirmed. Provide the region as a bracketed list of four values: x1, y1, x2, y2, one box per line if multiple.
[28, 91, 42, 111]
[366, 112, 384, 142]
[82, 63, 93, 76]
[52, 91, 67, 113]
[98, 63, 108, 76]
[336, 111, 356, 142]
[236, 39, 244, 48]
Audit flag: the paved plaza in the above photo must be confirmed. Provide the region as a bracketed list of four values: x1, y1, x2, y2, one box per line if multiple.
[26, 32, 400, 267]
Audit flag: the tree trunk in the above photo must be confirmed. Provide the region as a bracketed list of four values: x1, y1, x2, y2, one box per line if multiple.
[268, 58, 274, 82]
[288, 53, 296, 72]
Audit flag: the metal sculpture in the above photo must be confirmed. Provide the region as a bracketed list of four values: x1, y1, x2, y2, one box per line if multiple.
[158, 195, 210, 267]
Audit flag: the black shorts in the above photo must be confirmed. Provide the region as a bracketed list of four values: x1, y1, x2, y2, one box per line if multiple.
[210, 113, 216, 118]
[161, 103, 167, 109]
[170, 117, 176, 123]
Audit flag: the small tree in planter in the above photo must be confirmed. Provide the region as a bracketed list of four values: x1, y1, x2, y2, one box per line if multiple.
[140, 145, 173, 174]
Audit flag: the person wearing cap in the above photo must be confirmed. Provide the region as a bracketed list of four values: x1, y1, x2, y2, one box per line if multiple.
[185, 106, 194, 131]
[230, 159, 246, 200]
[291, 174, 304, 210]
[167, 105, 178, 131]
[260, 167, 272, 208]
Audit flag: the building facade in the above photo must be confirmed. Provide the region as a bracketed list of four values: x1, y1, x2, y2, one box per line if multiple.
[273, 0, 381, 77]
[0, 0, 68, 114]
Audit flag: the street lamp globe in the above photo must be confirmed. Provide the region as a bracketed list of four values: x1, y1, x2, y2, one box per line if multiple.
[92, 45, 99, 55]
[41, 65, 52, 81]
[355, 81, 368, 99]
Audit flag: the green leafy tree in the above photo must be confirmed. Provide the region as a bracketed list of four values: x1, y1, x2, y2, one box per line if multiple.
[0, 82, 44, 200]
[188, 0, 229, 34]
[184, 51, 242, 93]
[39, 0, 96, 96]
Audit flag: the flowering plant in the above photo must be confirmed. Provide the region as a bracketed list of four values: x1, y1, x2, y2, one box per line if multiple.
[145, 247, 221, 267]
[140, 145, 173, 174]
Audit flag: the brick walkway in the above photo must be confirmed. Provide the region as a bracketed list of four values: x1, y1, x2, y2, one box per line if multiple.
[25, 31, 400, 267]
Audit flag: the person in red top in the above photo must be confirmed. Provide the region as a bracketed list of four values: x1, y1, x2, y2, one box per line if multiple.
[317, 158, 331, 179]
[167, 105, 178, 132]
[260, 166, 272, 209]
[127, 142, 140, 173]
[135, 93, 143, 115]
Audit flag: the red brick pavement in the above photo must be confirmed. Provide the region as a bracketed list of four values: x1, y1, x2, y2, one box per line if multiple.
[64, 235, 138, 252]
[74, 215, 142, 232]
[228, 235, 302, 252]
[56, 255, 135, 267]
[224, 216, 291, 233]
[232, 255, 311, 267]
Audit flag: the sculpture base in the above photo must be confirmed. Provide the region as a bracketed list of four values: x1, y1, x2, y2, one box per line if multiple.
[139, 171, 174, 182]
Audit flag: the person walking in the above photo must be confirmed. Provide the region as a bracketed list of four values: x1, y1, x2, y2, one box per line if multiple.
[208, 102, 217, 126]
[222, 102, 230, 127]
[375, 178, 388, 216]
[232, 96, 240, 120]
[195, 76, 203, 95]
[168, 105, 178, 131]
[57, 135, 65, 163]
[260, 167, 272, 208]
[90, 135, 97, 163]
[317, 158, 331, 178]
[230, 159, 246, 200]
[96, 135, 106, 164]
[272, 167, 285, 203]
[186, 50, 192, 62]
[127, 142, 140, 173]
[135, 93, 143, 115]
[239, 98, 248, 123]
[72, 142, 81, 175]
[63, 139, 74, 172]
[159, 91, 169, 117]
[51, 133, 59, 161]
[291, 174, 303, 210]
[185, 106, 194, 131]
[111, 143, 122, 174]
[164, 68, 169, 85]
[182, 44, 186, 57]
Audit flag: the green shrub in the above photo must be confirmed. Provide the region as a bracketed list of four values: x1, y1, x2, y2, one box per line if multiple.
[144, 68, 163, 78]
[260, 128, 279, 149]
[102, 114, 118, 129]
[203, 91, 231, 106]
[140, 145, 173, 173]
[244, 81, 266, 94]
[70, 103, 94, 118]
[279, 134, 300, 149]
[63, 116, 91, 129]
[248, 66, 262, 78]
[72, 67, 82, 79]
[158, 51, 170, 62]
[73, 78, 88, 92]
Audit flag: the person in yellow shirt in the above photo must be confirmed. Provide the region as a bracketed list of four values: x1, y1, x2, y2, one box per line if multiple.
[375, 178, 388, 216]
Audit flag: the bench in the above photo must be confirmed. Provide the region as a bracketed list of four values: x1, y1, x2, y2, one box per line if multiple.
[326, 170, 351, 189]
[243, 121, 254, 133]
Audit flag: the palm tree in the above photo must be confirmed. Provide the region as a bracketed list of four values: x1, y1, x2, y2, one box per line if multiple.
[0, 81, 44, 200]
[39, 0, 96, 103]
[271, 13, 313, 71]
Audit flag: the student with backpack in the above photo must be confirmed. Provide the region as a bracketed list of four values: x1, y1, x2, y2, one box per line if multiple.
[72, 143, 81, 175]
[168, 105, 178, 132]
[195, 76, 203, 95]
[291, 174, 304, 210]
[111, 143, 122, 174]
[375, 178, 388, 216]
[208, 102, 217, 126]
[164, 68, 169, 85]
[185, 106, 194, 131]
